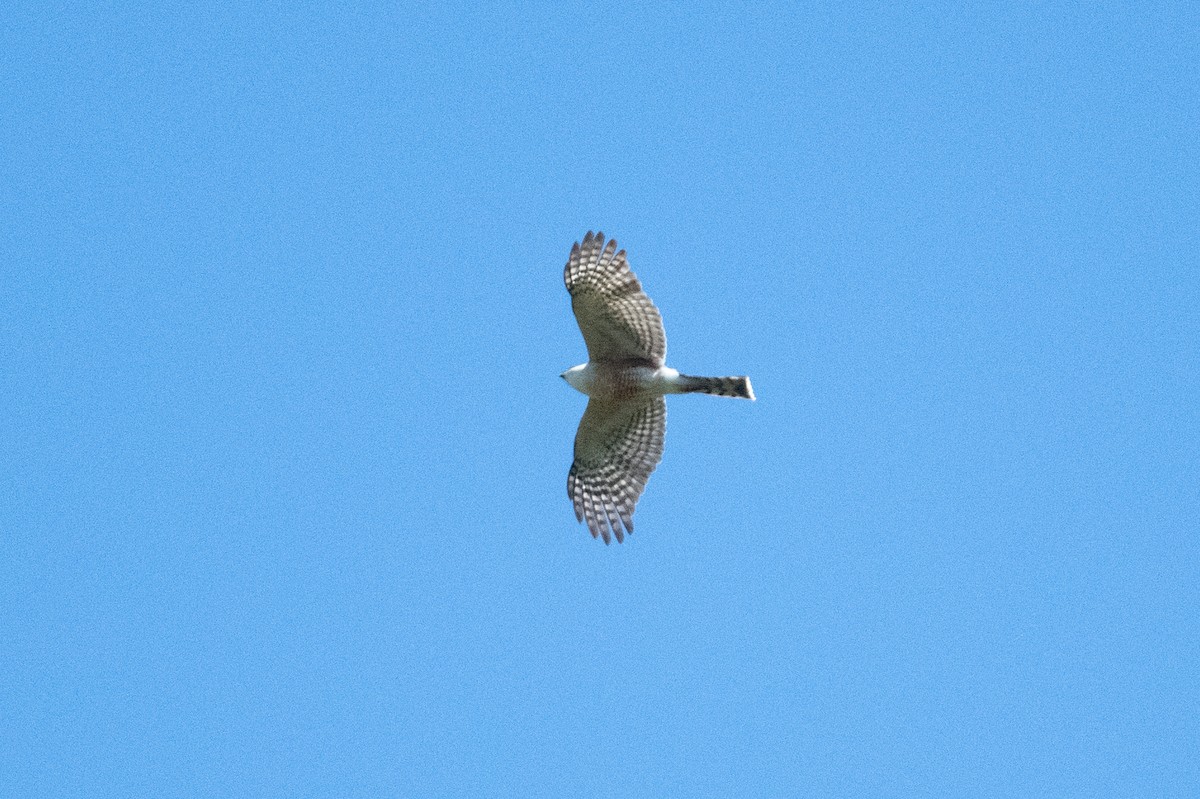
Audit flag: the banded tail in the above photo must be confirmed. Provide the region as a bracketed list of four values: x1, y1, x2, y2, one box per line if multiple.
[680, 374, 756, 400]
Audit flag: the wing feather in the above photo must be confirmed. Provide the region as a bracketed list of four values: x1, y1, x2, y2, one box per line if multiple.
[567, 397, 666, 544]
[564, 231, 667, 365]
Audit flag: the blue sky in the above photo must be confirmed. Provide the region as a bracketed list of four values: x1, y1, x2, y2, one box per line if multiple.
[2, 2, 1197, 796]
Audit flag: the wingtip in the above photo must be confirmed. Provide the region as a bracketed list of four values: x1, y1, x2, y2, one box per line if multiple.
[576, 230, 619, 257]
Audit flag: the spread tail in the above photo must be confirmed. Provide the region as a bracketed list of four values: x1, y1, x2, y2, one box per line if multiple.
[680, 374, 755, 400]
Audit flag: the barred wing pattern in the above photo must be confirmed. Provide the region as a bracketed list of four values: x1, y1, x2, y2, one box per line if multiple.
[564, 231, 667, 366]
[568, 397, 666, 544]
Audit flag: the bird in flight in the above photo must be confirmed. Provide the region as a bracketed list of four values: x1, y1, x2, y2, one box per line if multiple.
[561, 231, 755, 544]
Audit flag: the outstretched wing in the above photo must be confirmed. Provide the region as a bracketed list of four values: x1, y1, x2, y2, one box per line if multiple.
[564, 231, 667, 366]
[567, 396, 666, 544]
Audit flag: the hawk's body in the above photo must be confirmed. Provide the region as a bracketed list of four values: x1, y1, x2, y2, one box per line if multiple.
[561, 231, 754, 544]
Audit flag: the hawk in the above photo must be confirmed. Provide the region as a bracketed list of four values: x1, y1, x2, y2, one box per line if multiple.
[561, 231, 755, 544]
